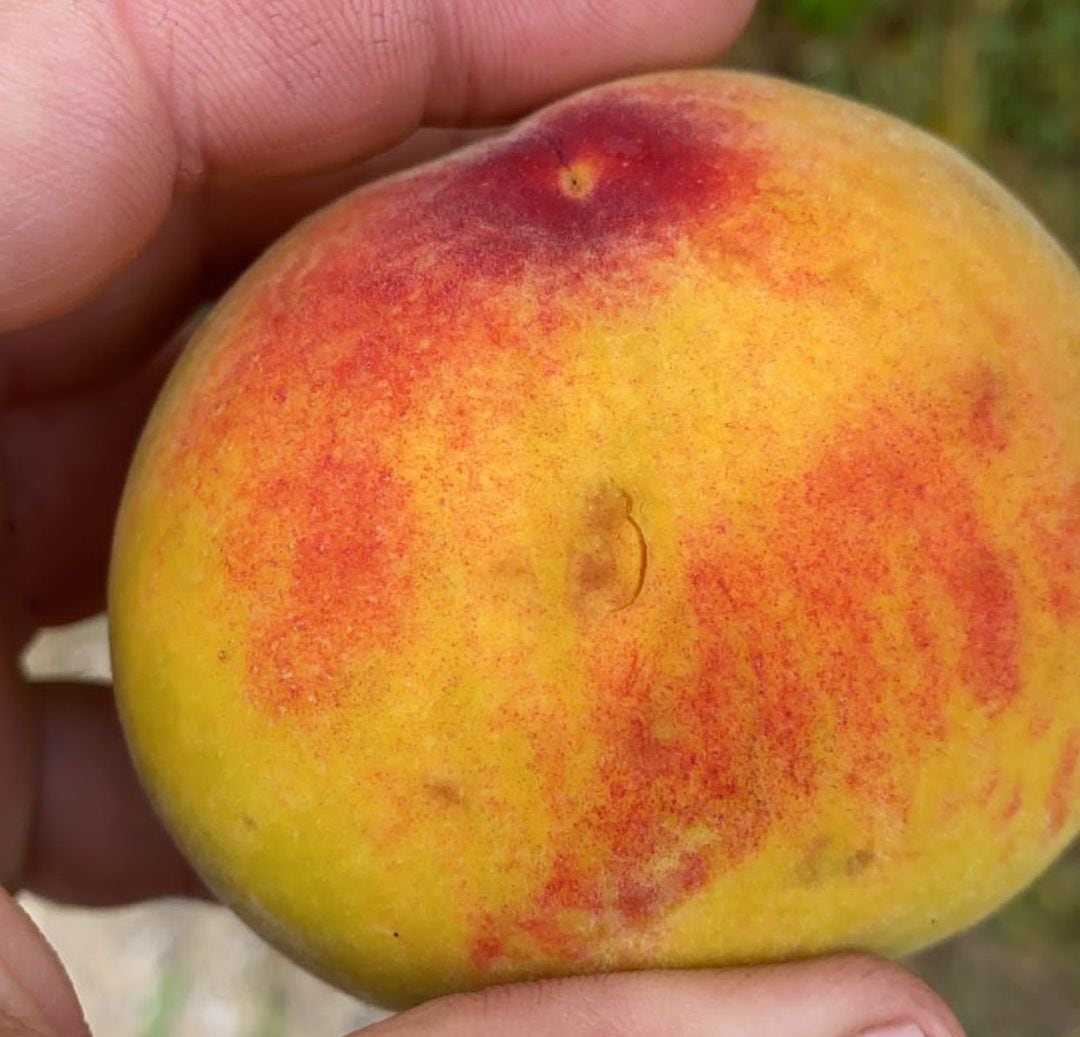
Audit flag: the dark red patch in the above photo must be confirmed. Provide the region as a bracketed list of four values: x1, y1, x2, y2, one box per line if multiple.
[430, 95, 764, 280]
[1048, 730, 1080, 837]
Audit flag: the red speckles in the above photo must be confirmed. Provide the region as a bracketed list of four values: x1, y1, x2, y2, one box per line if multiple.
[945, 545, 1021, 711]
[1048, 730, 1080, 838]
[1030, 716, 1053, 739]
[471, 373, 1032, 968]
[1040, 482, 1080, 625]
[470, 648, 772, 969]
[782, 387, 1023, 722]
[592, 645, 772, 872]
[966, 364, 1011, 455]
[978, 773, 1000, 806]
[1001, 784, 1023, 823]
[225, 455, 413, 715]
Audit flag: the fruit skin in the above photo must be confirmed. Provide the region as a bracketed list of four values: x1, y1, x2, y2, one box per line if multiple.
[109, 69, 1080, 1009]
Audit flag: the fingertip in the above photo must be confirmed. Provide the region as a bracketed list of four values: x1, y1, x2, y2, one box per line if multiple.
[0, 892, 89, 1037]
[360, 955, 965, 1037]
[423, 0, 760, 124]
[24, 682, 205, 906]
[0, 0, 175, 331]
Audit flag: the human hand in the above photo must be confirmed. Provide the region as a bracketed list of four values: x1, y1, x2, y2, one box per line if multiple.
[0, 2, 965, 1034]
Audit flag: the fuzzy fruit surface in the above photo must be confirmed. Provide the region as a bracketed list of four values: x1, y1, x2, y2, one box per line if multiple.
[109, 70, 1080, 1009]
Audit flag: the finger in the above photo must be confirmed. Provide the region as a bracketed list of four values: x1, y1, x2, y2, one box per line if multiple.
[0, 661, 35, 889]
[4, 337, 178, 629]
[0, 0, 756, 330]
[4, 136, 494, 626]
[0, 889, 89, 1037]
[21, 682, 204, 905]
[2, 126, 493, 406]
[366, 956, 965, 1037]
[0, 197, 204, 407]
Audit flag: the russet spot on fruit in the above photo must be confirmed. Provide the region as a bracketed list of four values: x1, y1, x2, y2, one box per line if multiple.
[109, 70, 1080, 1009]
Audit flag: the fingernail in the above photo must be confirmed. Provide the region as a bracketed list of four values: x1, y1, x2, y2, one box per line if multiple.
[854, 1025, 925, 1037]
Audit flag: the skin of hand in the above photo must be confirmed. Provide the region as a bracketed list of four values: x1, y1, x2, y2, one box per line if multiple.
[0, 2, 968, 1035]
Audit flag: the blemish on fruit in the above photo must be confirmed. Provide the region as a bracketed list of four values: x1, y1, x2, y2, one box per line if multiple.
[569, 485, 648, 616]
[1001, 784, 1023, 822]
[1037, 481, 1080, 625]
[793, 836, 832, 884]
[556, 157, 598, 201]
[472, 932, 505, 970]
[965, 363, 1010, 455]
[425, 780, 464, 806]
[1048, 730, 1080, 837]
[432, 93, 765, 277]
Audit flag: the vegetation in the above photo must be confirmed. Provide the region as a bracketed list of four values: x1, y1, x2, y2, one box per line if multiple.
[729, 0, 1080, 257]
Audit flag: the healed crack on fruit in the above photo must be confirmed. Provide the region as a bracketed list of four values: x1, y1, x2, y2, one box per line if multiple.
[569, 484, 648, 616]
[618, 498, 648, 612]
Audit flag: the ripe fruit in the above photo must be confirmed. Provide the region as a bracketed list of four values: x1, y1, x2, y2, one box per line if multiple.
[109, 70, 1080, 1009]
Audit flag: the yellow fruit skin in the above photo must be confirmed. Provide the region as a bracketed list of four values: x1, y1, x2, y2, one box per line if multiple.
[109, 70, 1080, 1009]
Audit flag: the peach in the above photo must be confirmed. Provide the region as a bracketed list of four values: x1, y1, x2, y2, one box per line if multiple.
[109, 70, 1080, 1009]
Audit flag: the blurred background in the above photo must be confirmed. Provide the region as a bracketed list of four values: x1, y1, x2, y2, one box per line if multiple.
[730, 0, 1079, 256]
[18, 1, 1080, 1035]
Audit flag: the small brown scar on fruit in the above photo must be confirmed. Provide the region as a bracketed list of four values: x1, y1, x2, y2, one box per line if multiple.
[794, 838, 874, 882]
[569, 485, 648, 615]
[793, 835, 830, 883]
[425, 780, 464, 806]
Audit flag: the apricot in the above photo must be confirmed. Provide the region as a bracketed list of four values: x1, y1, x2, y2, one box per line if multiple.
[109, 70, 1080, 1009]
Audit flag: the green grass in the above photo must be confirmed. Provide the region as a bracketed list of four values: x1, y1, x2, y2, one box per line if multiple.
[139, 966, 190, 1037]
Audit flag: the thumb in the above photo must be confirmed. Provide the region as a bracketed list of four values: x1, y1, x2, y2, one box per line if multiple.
[0, 890, 88, 1037]
[363, 955, 965, 1037]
